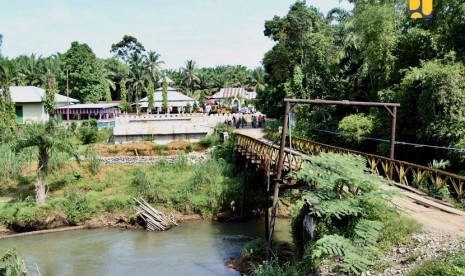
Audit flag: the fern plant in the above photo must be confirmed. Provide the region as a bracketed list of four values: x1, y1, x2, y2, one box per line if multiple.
[291, 153, 393, 275]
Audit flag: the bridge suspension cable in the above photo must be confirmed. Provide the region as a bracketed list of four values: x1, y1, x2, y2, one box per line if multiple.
[314, 129, 465, 153]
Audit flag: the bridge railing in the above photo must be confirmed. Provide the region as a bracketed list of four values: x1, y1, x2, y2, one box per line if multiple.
[292, 137, 465, 199]
[235, 133, 465, 199]
[236, 134, 303, 172]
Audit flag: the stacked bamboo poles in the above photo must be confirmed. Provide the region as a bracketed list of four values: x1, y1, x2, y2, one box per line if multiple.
[133, 197, 178, 231]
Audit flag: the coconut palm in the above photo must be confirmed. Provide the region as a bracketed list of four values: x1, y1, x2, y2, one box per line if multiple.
[128, 52, 148, 113]
[17, 53, 44, 86]
[15, 121, 79, 204]
[247, 67, 267, 92]
[102, 68, 116, 103]
[145, 51, 164, 83]
[181, 60, 199, 92]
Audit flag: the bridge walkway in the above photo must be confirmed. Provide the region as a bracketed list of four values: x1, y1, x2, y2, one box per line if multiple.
[234, 127, 465, 237]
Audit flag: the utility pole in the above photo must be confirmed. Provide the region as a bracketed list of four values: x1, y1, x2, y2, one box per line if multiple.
[66, 68, 70, 122]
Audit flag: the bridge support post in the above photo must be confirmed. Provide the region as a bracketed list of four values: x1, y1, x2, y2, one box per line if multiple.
[264, 155, 270, 243]
[241, 162, 248, 219]
[267, 101, 291, 260]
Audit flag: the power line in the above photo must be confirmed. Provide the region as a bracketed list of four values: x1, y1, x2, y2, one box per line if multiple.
[314, 129, 465, 152]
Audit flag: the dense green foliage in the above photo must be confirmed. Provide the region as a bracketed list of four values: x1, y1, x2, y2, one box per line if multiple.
[60, 42, 107, 103]
[258, 0, 465, 167]
[247, 153, 420, 275]
[338, 114, 374, 144]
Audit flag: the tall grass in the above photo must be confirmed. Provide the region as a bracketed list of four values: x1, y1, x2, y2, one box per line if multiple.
[0, 249, 29, 276]
[85, 148, 101, 175]
[0, 145, 34, 188]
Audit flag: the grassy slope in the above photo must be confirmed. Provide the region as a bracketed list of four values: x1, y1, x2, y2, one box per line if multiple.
[0, 155, 242, 231]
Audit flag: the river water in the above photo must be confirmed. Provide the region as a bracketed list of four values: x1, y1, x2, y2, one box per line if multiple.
[0, 219, 291, 276]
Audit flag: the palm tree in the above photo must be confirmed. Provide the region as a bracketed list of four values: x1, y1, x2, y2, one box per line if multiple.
[247, 67, 267, 92]
[18, 53, 44, 86]
[103, 68, 116, 103]
[145, 51, 164, 83]
[128, 52, 148, 114]
[16, 121, 79, 204]
[181, 60, 199, 92]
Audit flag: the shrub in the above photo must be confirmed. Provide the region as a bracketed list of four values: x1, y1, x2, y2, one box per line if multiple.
[130, 168, 152, 195]
[0, 249, 29, 275]
[97, 128, 112, 143]
[338, 113, 374, 143]
[70, 121, 77, 132]
[81, 119, 98, 128]
[0, 145, 31, 187]
[251, 261, 297, 276]
[199, 134, 219, 148]
[107, 147, 120, 154]
[408, 259, 465, 276]
[58, 189, 91, 225]
[86, 149, 101, 175]
[99, 195, 132, 213]
[241, 238, 266, 262]
[78, 126, 98, 144]
[378, 216, 422, 251]
[153, 145, 169, 151]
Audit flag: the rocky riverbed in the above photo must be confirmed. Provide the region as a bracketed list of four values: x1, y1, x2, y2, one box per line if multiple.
[100, 149, 212, 165]
[319, 229, 463, 276]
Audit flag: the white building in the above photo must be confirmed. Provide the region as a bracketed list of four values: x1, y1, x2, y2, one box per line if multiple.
[139, 77, 196, 113]
[10, 86, 79, 123]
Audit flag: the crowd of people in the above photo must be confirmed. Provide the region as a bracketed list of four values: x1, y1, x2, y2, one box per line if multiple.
[225, 113, 266, 129]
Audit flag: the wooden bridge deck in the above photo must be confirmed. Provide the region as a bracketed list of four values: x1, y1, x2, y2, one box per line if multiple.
[234, 128, 465, 237]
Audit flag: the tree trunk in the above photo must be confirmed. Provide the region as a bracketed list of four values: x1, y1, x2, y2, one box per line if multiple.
[36, 170, 47, 205]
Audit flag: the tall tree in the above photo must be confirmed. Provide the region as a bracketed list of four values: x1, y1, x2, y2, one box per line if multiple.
[16, 53, 44, 86]
[247, 67, 267, 92]
[110, 35, 146, 63]
[44, 66, 57, 116]
[60, 42, 107, 103]
[102, 57, 130, 101]
[145, 51, 164, 83]
[0, 60, 18, 135]
[147, 81, 154, 113]
[128, 52, 148, 113]
[162, 76, 168, 113]
[181, 60, 199, 92]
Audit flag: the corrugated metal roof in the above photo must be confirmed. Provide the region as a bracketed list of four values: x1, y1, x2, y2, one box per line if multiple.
[55, 93, 79, 103]
[211, 88, 247, 99]
[9, 86, 79, 103]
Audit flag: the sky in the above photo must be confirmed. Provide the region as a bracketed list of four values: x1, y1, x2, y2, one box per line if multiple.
[0, 0, 353, 69]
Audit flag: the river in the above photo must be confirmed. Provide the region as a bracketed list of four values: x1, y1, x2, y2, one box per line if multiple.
[0, 219, 291, 276]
